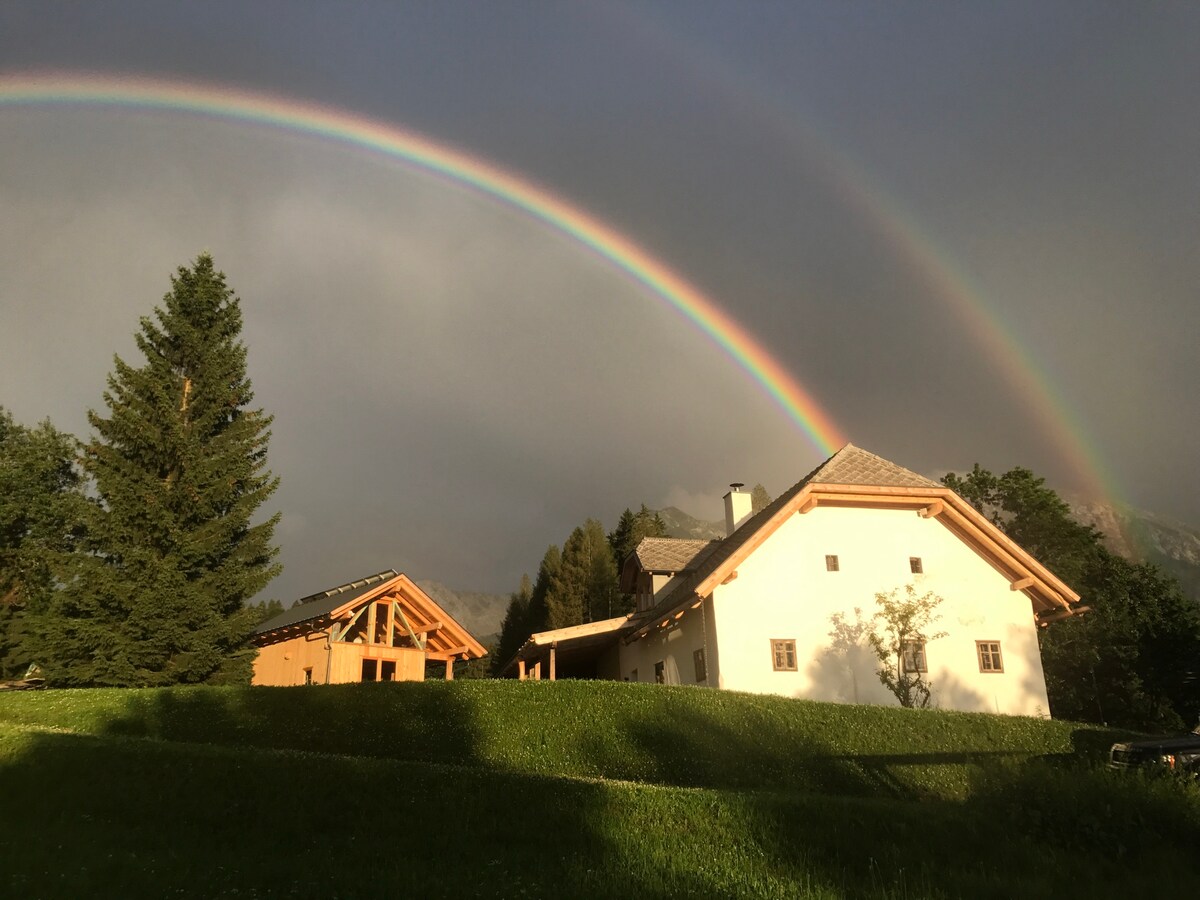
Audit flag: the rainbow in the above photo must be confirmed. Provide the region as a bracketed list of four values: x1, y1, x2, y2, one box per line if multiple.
[606, 9, 1121, 504]
[0, 71, 846, 457]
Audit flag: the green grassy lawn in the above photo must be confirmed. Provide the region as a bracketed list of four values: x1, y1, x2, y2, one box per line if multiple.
[1, 681, 1196, 898]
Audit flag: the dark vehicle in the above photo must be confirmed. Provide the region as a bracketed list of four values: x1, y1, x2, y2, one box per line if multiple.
[1109, 724, 1200, 775]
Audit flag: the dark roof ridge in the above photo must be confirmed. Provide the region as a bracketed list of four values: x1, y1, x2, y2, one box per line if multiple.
[254, 568, 400, 635]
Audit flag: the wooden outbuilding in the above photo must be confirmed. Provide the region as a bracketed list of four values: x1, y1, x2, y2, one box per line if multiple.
[252, 569, 487, 686]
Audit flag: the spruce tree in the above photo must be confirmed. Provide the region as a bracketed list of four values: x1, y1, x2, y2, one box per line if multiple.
[493, 574, 533, 676]
[38, 255, 280, 686]
[548, 519, 617, 627]
[526, 545, 560, 635]
[0, 410, 83, 679]
[608, 504, 667, 568]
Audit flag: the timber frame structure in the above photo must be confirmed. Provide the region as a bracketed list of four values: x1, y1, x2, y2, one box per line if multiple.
[252, 570, 487, 686]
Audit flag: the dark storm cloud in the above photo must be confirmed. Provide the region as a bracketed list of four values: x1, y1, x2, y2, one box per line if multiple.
[1, 2, 1197, 600]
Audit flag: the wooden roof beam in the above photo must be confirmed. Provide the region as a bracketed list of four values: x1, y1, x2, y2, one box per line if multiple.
[918, 499, 944, 518]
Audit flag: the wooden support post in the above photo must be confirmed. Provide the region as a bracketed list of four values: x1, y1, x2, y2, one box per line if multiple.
[393, 601, 424, 650]
[549, 643, 557, 682]
[386, 601, 396, 647]
[367, 602, 378, 645]
[445, 657, 454, 680]
[518, 659, 526, 681]
[337, 605, 368, 642]
[532, 660, 541, 681]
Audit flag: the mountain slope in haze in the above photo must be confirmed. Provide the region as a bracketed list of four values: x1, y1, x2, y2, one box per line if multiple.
[416, 581, 506, 644]
[1068, 501, 1200, 604]
[656, 506, 725, 541]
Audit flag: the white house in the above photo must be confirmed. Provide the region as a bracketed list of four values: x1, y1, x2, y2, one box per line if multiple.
[505, 444, 1084, 717]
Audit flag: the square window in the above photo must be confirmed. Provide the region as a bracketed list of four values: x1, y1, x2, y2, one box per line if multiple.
[771, 639, 797, 672]
[303, 667, 313, 686]
[825, 554, 840, 572]
[361, 659, 378, 682]
[977, 641, 1004, 673]
[901, 639, 927, 673]
[909, 557, 923, 574]
[693, 648, 707, 683]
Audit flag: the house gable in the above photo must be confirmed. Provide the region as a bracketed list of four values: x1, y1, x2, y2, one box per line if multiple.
[626, 445, 1081, 642]
[252, 571, 486, 686]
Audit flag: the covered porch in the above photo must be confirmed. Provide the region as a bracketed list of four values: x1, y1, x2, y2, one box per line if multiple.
[502, 616, 629, 681]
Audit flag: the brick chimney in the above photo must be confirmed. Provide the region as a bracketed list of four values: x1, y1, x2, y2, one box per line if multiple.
[723, 483, 753, 536]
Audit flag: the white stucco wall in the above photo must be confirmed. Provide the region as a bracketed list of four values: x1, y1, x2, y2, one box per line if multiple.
[629, 505, 1053, 716]
[618, 595, 718, 687]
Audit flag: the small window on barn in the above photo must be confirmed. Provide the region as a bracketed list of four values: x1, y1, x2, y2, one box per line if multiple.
[825, 554, 840, 572]
[303, 667, 313, 686]
[910, 557, 923, 574]
[361, 659, 378, 682]
[901, 639, 927, 674]
[654, 661, 665, 684]
[693, 648, 707, 683]
[771, 639, 797, 672]
[380, 660, 396, 682]
[977, 641, 1004, 673]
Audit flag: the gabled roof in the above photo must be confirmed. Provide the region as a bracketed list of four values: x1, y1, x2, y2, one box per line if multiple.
[255, 570, 398, 635]
[805, 443, 942, 489]
[254, 570, 487, 660]
[626, 444, 1083, 640]
[634, 537, 719, 572]
[619, 537, 720, 592]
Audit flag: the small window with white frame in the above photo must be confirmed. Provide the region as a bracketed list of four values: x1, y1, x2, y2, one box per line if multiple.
[771, 639, 797, 672]
[976, 641, 1003, 673]
[901, 639, 927, 673]
[825, 554, 840, 572]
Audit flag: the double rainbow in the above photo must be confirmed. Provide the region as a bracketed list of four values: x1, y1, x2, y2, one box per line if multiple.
[0, 71, 846, 457]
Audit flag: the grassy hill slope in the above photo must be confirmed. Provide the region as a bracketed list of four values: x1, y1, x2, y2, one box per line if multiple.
[2, 681, 1197, 898]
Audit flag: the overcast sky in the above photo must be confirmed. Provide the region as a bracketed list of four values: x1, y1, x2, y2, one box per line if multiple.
[2, 2, 1197, 601]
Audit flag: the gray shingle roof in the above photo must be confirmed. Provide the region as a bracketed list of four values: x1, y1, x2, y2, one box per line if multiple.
[634, 537, 719, 573]
[631, 444, 939, 626]
[254, 569, 398, 635]
[807, 443, 941, 488]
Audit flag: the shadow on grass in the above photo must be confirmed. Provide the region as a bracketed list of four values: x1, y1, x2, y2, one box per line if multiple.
[2, 683, 1198, 898]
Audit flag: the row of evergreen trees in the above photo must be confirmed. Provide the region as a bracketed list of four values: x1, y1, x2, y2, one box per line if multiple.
[492, 507, 667, 674]
[492, 489, 774, 675]
[0, 255, 280, 686]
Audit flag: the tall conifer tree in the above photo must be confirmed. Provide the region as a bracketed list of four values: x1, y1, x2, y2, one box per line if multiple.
[39, 255, 280, 686]
[0, 410, 84, 678]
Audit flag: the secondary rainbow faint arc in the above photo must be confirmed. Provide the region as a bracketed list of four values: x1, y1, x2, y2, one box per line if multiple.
[0, 71, 846, 456]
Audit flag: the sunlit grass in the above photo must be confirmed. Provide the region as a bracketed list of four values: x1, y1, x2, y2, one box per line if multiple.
[0, 681, 1195, 898]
